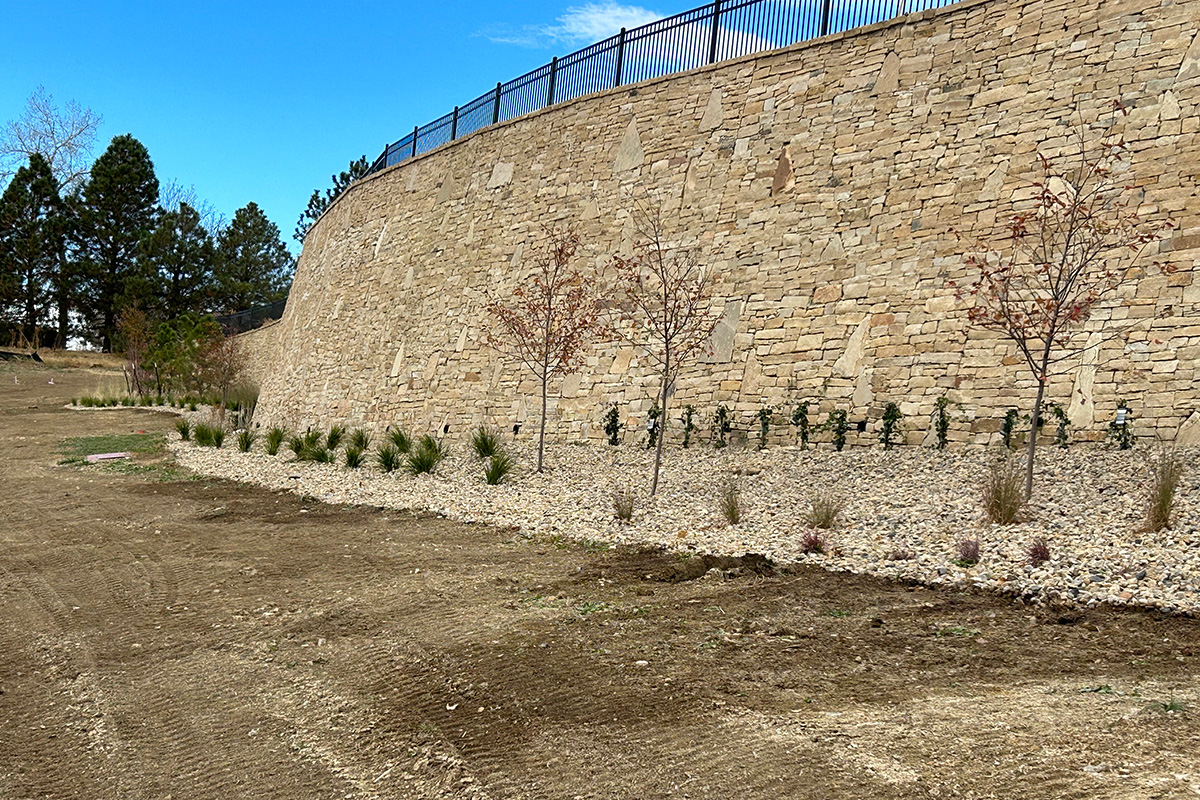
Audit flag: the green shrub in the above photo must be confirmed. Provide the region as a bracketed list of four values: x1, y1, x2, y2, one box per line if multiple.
[1108, 402, 1134, 450]
[1001, 408, 1021, 449]
[345, 446, 364, 468]
[645, 405, 662, 449]
[417, 434, 447, 462]
[682, 405, 697, 448]
[236, 429, 256, 452]
[933, 396, 952, 450]
[265, 427, 286, 456]
[791, 401, 811, 449]
[471, 426, 501, 459]
[756, 407, 772, 450]
[713, 405, 732, 448]
[387, 426, 412, 454]
[377, 445, 401, 473]
[406, 446, 440, 475]
[349, 428, 371, 451]
[1046, 402, 1070, 448]
[825, 409, 848, 452]
[484, 451, 515, 484]
[880, 402, 903, 450]
[175, 419, 191, 441]
[326, 425, 345, 451]
[603, 404, 622, 446]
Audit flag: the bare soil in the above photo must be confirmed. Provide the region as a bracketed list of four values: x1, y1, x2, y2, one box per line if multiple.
[2, 362, 1199, 799]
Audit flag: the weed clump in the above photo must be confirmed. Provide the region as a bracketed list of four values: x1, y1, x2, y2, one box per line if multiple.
[1143, 449, 1185, 532]
[982, 457, 1025, 524]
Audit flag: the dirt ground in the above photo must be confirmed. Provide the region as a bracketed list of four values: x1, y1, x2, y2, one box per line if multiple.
[2, 361, 1200, 799]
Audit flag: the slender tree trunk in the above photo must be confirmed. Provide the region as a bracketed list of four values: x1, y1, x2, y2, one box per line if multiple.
[537, 373, 548, 472]
[1025, 370, 1049, 499]
[651, 350, 670, 496]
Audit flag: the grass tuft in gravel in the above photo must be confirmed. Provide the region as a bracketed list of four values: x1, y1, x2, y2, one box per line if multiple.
[377, 445, 401, 473]
[983, 456, 1025, 524]
[954, 538, 981, 567]
[407, 438, 445, 475]
[387, 427, 412, 454]
[1027, 537, 1051, 566]
[1143, 449, 1185, 532]
[345, 446, 365, 469]
[265, 427, 286, 456]
[349, 428, 371, 451]
[805, 492, 844, 530]
[193, 423, 225, 448]
[326, 425, 345, 451]
[718, 478, 741, 526]
[800, 530, 828, 554]
[175, 419, 191, 441]
[236, 429, 256, 453]
[613, 488, 635, 523]
[471, 426, 502, 459]
[484, 450, 515, 484]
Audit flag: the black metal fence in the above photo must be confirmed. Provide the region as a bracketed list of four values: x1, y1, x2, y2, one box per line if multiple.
[367, 0, 960, 174]
[215, 300, 288, 335]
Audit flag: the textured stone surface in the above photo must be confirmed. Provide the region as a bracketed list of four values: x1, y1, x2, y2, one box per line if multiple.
[251, 0, 1200, 447]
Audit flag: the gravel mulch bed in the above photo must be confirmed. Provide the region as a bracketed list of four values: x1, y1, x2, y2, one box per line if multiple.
[168, 424, 1200, 615]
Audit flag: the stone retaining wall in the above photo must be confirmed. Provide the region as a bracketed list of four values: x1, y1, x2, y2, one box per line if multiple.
[252, 0, 1200, 447]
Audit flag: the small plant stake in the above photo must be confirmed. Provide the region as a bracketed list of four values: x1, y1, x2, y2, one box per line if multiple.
[1108, 402, 1134, 450]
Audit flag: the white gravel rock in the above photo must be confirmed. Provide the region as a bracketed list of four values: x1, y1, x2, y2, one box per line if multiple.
[170, 429, 1200, 615]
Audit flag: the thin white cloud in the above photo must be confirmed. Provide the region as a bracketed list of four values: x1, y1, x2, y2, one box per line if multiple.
[481, 2, 665, 49]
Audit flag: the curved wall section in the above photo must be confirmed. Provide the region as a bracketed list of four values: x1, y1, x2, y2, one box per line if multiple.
[255, 0, 1200, 445]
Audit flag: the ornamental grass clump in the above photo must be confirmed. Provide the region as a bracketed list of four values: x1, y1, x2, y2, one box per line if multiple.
[612, 488, 635, 523]
[326, 425, 345, 451]
[387, 426, 412, 454]
[805, 492, 845, 530]
[265, 427, 286, 456]
[718, 478, 741, 526]
[377, 445, 401, 473]
[193, 423, 225, 448]
[484, 451, 515, 485]
[349, 428, 371, 452]
[471, 426, 501, 459]
[1143, 449, 1185, 532]
[344, 446, 365, 468]
[982, 457, 1025, 524]
[175, 419, 191, 441]
[407, 436, 447, 475]
[236, 429, 256, 453]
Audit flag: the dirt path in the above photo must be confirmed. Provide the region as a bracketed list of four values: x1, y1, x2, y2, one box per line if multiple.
[2, 362, 1200, 799]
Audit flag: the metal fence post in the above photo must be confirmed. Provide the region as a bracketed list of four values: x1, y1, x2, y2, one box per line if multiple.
[819, 0, 832, 36]
[708, 0, 722, 64]
[411, 126, 418, 158]
[614, 28, 626, 87]
[492, 82, 502, 124]
[547, 56, 559, 105]
[451, 106, 459, 140]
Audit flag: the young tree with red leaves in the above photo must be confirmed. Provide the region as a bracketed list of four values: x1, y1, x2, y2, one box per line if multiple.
[487, 227, 602, 472]
[612, 204, 720, 496]
[958, 108, 1174, 497]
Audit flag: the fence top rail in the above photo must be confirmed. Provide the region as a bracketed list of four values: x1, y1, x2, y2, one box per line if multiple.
[365, 0, 963, 176]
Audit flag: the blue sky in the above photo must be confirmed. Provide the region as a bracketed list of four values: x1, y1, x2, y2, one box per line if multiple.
[1, 1, 679, 252]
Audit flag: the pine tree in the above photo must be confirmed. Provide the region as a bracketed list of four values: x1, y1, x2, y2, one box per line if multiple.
[0, 153, 63, 344]
[293, 156, 368, 243]
[74, 134, 159, 350]
[214, 202, 294, 313]
[139, 202, 215, 319]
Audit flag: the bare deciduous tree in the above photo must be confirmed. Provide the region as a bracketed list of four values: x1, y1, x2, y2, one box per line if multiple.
[487, 226, 602, 472]
[1, 86, 102, 190]
[956, 106, 1174, 497]
[612, 203, 720, 496]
